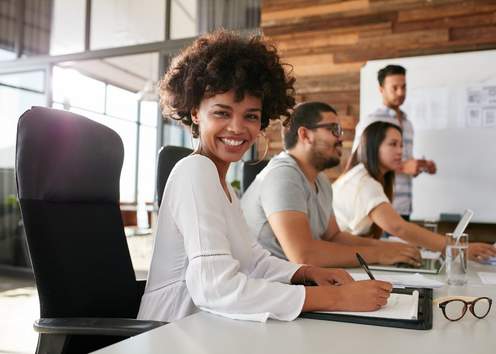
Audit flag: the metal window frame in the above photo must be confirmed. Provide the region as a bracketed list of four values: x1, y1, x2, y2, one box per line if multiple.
[1, 0, 261, 203]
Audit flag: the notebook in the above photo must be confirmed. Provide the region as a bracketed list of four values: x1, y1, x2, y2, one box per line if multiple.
[369, 258, 442, 274]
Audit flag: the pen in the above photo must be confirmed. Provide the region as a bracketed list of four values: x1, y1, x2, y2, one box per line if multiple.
[356, 253, 376, 280]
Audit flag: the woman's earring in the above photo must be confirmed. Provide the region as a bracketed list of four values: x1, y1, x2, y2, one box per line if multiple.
[250, 132, 269, 165]
[191, 122, 201, 153]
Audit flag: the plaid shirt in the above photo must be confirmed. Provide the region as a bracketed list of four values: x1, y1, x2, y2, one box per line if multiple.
[352, 105, 414, 215]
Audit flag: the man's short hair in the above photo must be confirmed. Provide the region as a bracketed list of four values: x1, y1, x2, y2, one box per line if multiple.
[283, 101, 337, 150]
[378, 65, 406, 86]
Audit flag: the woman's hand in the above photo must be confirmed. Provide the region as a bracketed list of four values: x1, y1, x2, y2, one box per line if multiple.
[468, 243, 496, 262]
[304, 266, 354, 286]
[331, 280, 393, 311]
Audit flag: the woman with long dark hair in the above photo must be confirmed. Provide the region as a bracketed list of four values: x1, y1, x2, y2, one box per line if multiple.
[333, 121, 496, 261]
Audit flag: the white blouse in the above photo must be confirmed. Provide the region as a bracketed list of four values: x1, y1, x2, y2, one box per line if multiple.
[332, 163, 389, 235]
[138, 155, 305, 322]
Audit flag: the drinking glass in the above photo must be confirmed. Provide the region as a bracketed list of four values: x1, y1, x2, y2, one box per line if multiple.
[445, 233, 468, 286]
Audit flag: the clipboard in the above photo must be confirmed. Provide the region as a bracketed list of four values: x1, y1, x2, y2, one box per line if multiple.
[299, 288, 433, 330]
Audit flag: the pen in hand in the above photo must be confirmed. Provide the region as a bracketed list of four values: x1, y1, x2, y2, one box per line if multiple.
[356, 253, 376, 280]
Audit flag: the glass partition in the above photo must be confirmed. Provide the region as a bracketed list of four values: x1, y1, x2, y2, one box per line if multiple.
[0, 69, 46, 267]
[52, 52, 160, 204]
[0, 70, 46, 168]
[50, 0, 86, 55]
[170, 0, 198, 39]
[0, 49, 16, 61]
[91, 0, 166, 50]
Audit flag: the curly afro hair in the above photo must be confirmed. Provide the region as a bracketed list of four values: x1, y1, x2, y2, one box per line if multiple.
[159, 30, 296, 137]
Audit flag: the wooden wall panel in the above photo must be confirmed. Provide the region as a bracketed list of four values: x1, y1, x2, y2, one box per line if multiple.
[260, 0, 496, 181]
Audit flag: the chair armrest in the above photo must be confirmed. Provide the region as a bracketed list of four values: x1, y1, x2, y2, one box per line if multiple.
[34, 317, 166, 337]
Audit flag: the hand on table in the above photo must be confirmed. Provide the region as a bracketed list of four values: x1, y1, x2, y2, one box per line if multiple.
[468, 243, 496, 262]
[375, 242, 422, 267]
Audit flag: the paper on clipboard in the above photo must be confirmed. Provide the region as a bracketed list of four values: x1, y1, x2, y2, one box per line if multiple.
[314, 291, 419, 320]
[350, 272, 444, 288]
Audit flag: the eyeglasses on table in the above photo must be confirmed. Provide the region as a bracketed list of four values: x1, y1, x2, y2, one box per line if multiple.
[435, 296, 492, 321]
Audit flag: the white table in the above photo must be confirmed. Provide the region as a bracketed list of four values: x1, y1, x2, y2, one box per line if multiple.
[93, 263, 496, 354]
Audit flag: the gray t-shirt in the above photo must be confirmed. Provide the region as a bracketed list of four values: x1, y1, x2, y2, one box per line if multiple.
[241, 151, 334, 260]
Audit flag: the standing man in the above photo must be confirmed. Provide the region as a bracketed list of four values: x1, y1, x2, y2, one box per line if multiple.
[352, 65, 436, 221]
[241, 101, 420, 267]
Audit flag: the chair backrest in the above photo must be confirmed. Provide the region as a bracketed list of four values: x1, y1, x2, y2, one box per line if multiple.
[16, 107, 140, 319]
[156, 145, 193, 207]
[242, 160, 269, 192]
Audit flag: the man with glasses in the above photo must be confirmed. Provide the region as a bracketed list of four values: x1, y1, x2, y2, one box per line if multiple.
[241, 101, 420, 267]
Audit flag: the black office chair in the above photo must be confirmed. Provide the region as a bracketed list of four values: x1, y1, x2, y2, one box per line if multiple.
[16, 107, 165, 354]
[242, 159, 269, 193]
[156, 145, 193, 207]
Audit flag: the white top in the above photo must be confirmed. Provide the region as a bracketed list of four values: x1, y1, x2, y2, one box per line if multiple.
[137, 155, 305, 323]
[332, 163, 389, 235]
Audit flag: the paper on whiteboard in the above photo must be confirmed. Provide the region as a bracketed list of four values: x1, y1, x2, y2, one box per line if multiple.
[465, 85, 496, 128]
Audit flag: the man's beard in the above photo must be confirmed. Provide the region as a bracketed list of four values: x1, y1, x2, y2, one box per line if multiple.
[310, 142, 341, 171]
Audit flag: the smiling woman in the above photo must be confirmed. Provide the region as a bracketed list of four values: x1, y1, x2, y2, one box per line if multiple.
[190, 91, 262, 192]
[137, 30, 393, 324]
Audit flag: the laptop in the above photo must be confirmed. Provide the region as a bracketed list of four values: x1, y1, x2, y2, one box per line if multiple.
[369, 209, 474, 274]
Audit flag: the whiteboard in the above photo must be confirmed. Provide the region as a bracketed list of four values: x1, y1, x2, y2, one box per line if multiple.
[360, 50, 496, 223]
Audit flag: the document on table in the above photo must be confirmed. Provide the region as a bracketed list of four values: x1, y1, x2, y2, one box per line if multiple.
[478, 272, 496, 285]
[350, 272, 444, 288]
[314, 291, 419, 320]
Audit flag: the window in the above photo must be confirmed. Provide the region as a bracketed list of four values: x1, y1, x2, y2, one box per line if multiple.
[106, 85, 138, 122]
[0, 49, 16, 61]
[138, 101, 158, 202]
[91, 0, 166, 50]
[170, 0, 198, 39]
[52, 66, 160, 203]
[50, 0, 86, 55]
[0, 70, 46, 168]
[52, 66, 105, 113]
[0, 70, 44, 92]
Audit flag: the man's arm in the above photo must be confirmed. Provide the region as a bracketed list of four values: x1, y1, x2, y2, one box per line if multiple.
[267, 211, 420, 267]
[398, 159, 424, 177]
[398, 159, 437, 177]
[323, 216, 379, 246]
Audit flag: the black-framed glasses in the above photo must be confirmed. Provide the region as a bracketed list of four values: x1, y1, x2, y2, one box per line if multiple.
[307, 122, 343, 138]
[436, 296, 492, 321]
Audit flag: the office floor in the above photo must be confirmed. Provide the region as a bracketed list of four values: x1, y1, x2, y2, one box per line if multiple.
[0, 234, 153, 354]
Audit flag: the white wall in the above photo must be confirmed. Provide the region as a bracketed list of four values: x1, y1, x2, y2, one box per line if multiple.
[360, 50, 496, 223]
